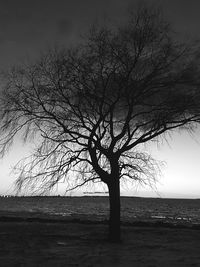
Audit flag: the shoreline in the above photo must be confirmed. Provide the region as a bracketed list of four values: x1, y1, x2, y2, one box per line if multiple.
[0, 211, 200, 230]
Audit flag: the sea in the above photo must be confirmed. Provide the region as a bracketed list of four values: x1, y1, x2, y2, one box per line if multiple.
[0, 196, 200, 226]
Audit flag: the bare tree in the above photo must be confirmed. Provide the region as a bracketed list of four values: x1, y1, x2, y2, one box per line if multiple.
[1, 6, 200, 241]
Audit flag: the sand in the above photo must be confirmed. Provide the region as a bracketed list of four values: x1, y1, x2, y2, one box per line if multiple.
[0, 220, 200, 267]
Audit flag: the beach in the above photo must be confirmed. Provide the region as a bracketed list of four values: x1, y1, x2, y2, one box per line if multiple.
[0, 196, 200, 266]
[0, 219, 200, 266]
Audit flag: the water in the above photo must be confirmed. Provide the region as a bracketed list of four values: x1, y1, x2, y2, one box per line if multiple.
[0, 196, 200, 226]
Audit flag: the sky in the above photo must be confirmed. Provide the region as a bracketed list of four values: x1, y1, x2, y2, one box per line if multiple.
[0, 0, 200, 198]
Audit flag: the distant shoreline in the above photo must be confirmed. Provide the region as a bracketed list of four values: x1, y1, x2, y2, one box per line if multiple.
[1, 195, 200, 200]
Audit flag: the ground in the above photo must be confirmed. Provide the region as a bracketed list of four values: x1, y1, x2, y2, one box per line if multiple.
[0, 221, 200, 266]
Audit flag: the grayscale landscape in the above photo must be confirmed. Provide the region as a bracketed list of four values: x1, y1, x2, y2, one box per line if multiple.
[0, 0, 200, 266]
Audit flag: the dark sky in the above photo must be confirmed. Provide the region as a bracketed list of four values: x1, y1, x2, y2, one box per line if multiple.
[0, 0, 131, 68]
[0, 0, 200, 69]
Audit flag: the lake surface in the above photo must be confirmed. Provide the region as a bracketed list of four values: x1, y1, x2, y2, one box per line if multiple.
[0, 196, 200, 226]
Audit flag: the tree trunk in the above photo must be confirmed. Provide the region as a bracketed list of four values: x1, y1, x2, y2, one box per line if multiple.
[108, 177, 121, 242]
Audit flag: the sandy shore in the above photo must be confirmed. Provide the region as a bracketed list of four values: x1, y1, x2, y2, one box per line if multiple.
[0, 220, 200, 267]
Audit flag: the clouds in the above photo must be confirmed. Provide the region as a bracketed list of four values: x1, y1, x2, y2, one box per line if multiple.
[0, 0, 133, 68]
[0, 0, 199, 69]
[0, 0, 134, 43]
[0, 2, 45, 46]
[57, 19, 73, 36]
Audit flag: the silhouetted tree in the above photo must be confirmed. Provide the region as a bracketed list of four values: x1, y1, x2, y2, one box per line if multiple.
[1, 6, 200, 242]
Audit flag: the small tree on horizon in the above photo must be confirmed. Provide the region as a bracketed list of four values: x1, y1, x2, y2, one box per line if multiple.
[1, 6, 200, 242]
